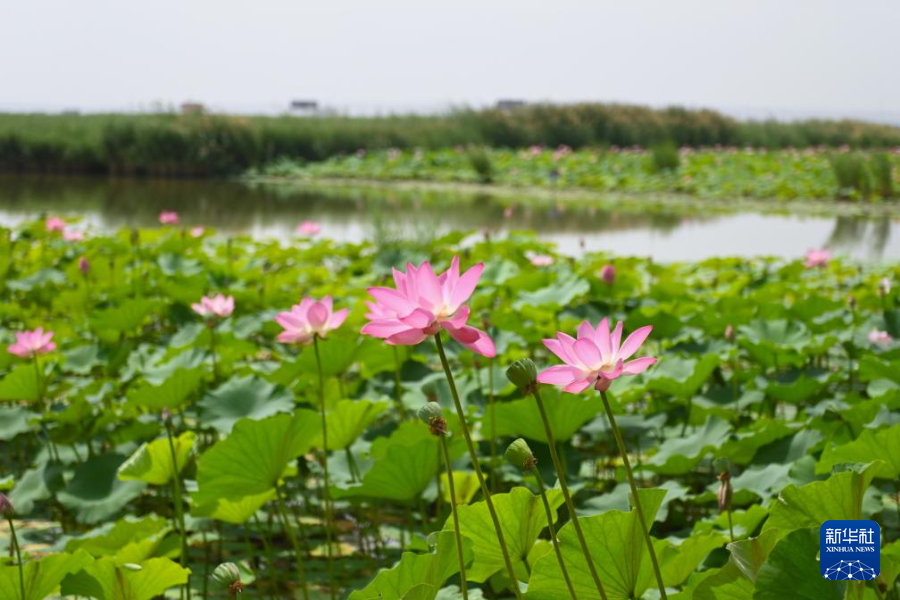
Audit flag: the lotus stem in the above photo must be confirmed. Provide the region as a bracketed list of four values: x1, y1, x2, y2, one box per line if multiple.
[530, 385, 609, 600]
[313, 336, 337, 600]
[433, 334, 524, 600]
[164, 421, 192, 600]
[208, 323, 219, 382]
[392, 345, 406, 419]
[488, 357, 497, 492]
[439, 433, 469, 600]
[600, 390, 667, 600]
[274, 484, 309, 600]
[529, 466, 577, 599]
[6, 516, 25, 600]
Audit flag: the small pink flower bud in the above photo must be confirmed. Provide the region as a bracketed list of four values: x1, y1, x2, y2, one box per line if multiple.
[0, 493, 13, 518]
[78, 256, 90, 275]
[600, 263, 616, 285]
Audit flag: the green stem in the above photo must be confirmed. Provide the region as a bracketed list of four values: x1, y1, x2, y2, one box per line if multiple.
[488, 357, 497, 492]
[164, 422, 191, 600]
[32, 354, 44, 411]
[209, 324, 219, 382]
[7, 517, 25, 600]
[600, 390, 667, 599]
[440, 434, 469, 600]
[531, 386, 608, 600]
[530, 466, 577, 599]
[392, 345, 406, 418]
[433, 334, 523, 600]
[275, 484, 309, 600]
[313, 336, 336, 600]
[727, 509, 734, 544]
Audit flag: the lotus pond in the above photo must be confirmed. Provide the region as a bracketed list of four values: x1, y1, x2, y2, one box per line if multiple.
[1, 218, 899, 600]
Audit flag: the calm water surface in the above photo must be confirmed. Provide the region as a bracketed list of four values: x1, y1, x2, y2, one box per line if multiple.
[1, 175, 898, 263]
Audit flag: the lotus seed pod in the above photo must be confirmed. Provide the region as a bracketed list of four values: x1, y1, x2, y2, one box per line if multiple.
[506, 358, 538, 391]
[0, 493, 13, 518]
[418, 403, 447, 436]
[505, 438, 537, 469]
[211, 562, 243, 592]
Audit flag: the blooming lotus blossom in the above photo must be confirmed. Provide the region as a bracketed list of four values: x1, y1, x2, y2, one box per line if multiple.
[276, 296, 348, 345]
[296, 221, 321, 236]
[869, 329, 892, 345]
[529, 254, 554, 267]
[45, 217, 66, 232]
[191, 294, 235, 318]
[190, 227, 205, 238]
[361, 257, 495, 357]
[600, 263, 616, 285]
[804, 248, 831, 268]
[537, 318, 656, 392]
[8, 328, 56, 358]
[159, 211, 179, 225]
[63, 230, 84, 242]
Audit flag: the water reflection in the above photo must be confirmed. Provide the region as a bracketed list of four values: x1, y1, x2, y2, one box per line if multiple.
[0, 175, 897, 263]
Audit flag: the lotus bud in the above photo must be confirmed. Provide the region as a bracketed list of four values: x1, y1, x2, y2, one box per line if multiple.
[505, 438, 537, 470]
[78, 256, 90, 275]
[211, 562, 243, 594]
[724, 324, 734, 341]
[600, 263, 616, 285]
[0, 493, 13, 518]
[848, 295, 857, 310]
[417, 402, 447, 436]
[717, 471, 733, 513]
[879, 277, 891, 296]
[506, 358, 538, 392]
[161, 408, 172, 425]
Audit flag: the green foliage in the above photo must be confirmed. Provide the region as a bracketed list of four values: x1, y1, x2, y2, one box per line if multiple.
[649, 141, 681, 172]
[830, 152, 872, 199]
[0, 220, 897, 598]
[467, 147, 494, 183]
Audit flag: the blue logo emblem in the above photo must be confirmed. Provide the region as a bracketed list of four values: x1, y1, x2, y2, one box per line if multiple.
[820, 520, 880, 580]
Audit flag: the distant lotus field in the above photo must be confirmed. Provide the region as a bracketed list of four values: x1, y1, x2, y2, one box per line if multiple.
[1, 215, 899, 599]
[257, 146, 900, 202]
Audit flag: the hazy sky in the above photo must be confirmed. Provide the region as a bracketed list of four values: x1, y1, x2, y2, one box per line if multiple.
[3, 0, 898, 121]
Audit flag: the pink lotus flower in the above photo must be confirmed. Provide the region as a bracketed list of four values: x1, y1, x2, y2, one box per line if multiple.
[276, 296, 349, 345]
[869, 329, 892, 345]
[190, 227, 205, 238]
[804, 248, 831, 268]
[159, 211, 179, 225]
[191, 294, 234, 319]
[529, 254, 554, 267]
[361, 257, 495, 357]
[600, 263, 616, 285]
[63, 230, 84, 242]
[8, 328, 56, 358]
[296, 221, 321, 236]
[45, 217, 66, 232]
[537, 318, 656, 393]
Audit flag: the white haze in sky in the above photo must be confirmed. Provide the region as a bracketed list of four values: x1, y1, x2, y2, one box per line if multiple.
[2, 0, 898, 122]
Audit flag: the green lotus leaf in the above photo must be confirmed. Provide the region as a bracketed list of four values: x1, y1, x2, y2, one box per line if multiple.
[646, 354, 720, 398]
[485, 387, 604, 443]
[764, 462, 880, 534]
[693, 529, 780, 599]
[57, 454, 147, 525]
[816, 424, 900, 479]
[117, 431, 195, 485]
[327, 398, 390, 450]
[0, 550, 93, 600]
[753, 528, 842, 600]
[191, 489, 276, 524]
[349, 531, 472, 600]
[60, 556, 190, 600]
[646, 417, 731, 474]
[65, 515, 171, 563]
[0, 405, 37, 440]
[448, 486, 564, 583]
[195, 410, 320, 502]
[527, 488, 666, 599]
[125, 367, 206, 412]
[0, 365, 40, 402]
[197, 374, 295, 434]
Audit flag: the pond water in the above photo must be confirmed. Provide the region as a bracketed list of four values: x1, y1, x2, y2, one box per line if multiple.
[1, 175, 898, 263]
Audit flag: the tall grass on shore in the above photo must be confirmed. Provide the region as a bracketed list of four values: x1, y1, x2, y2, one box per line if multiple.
[2, 103, 900, 177]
